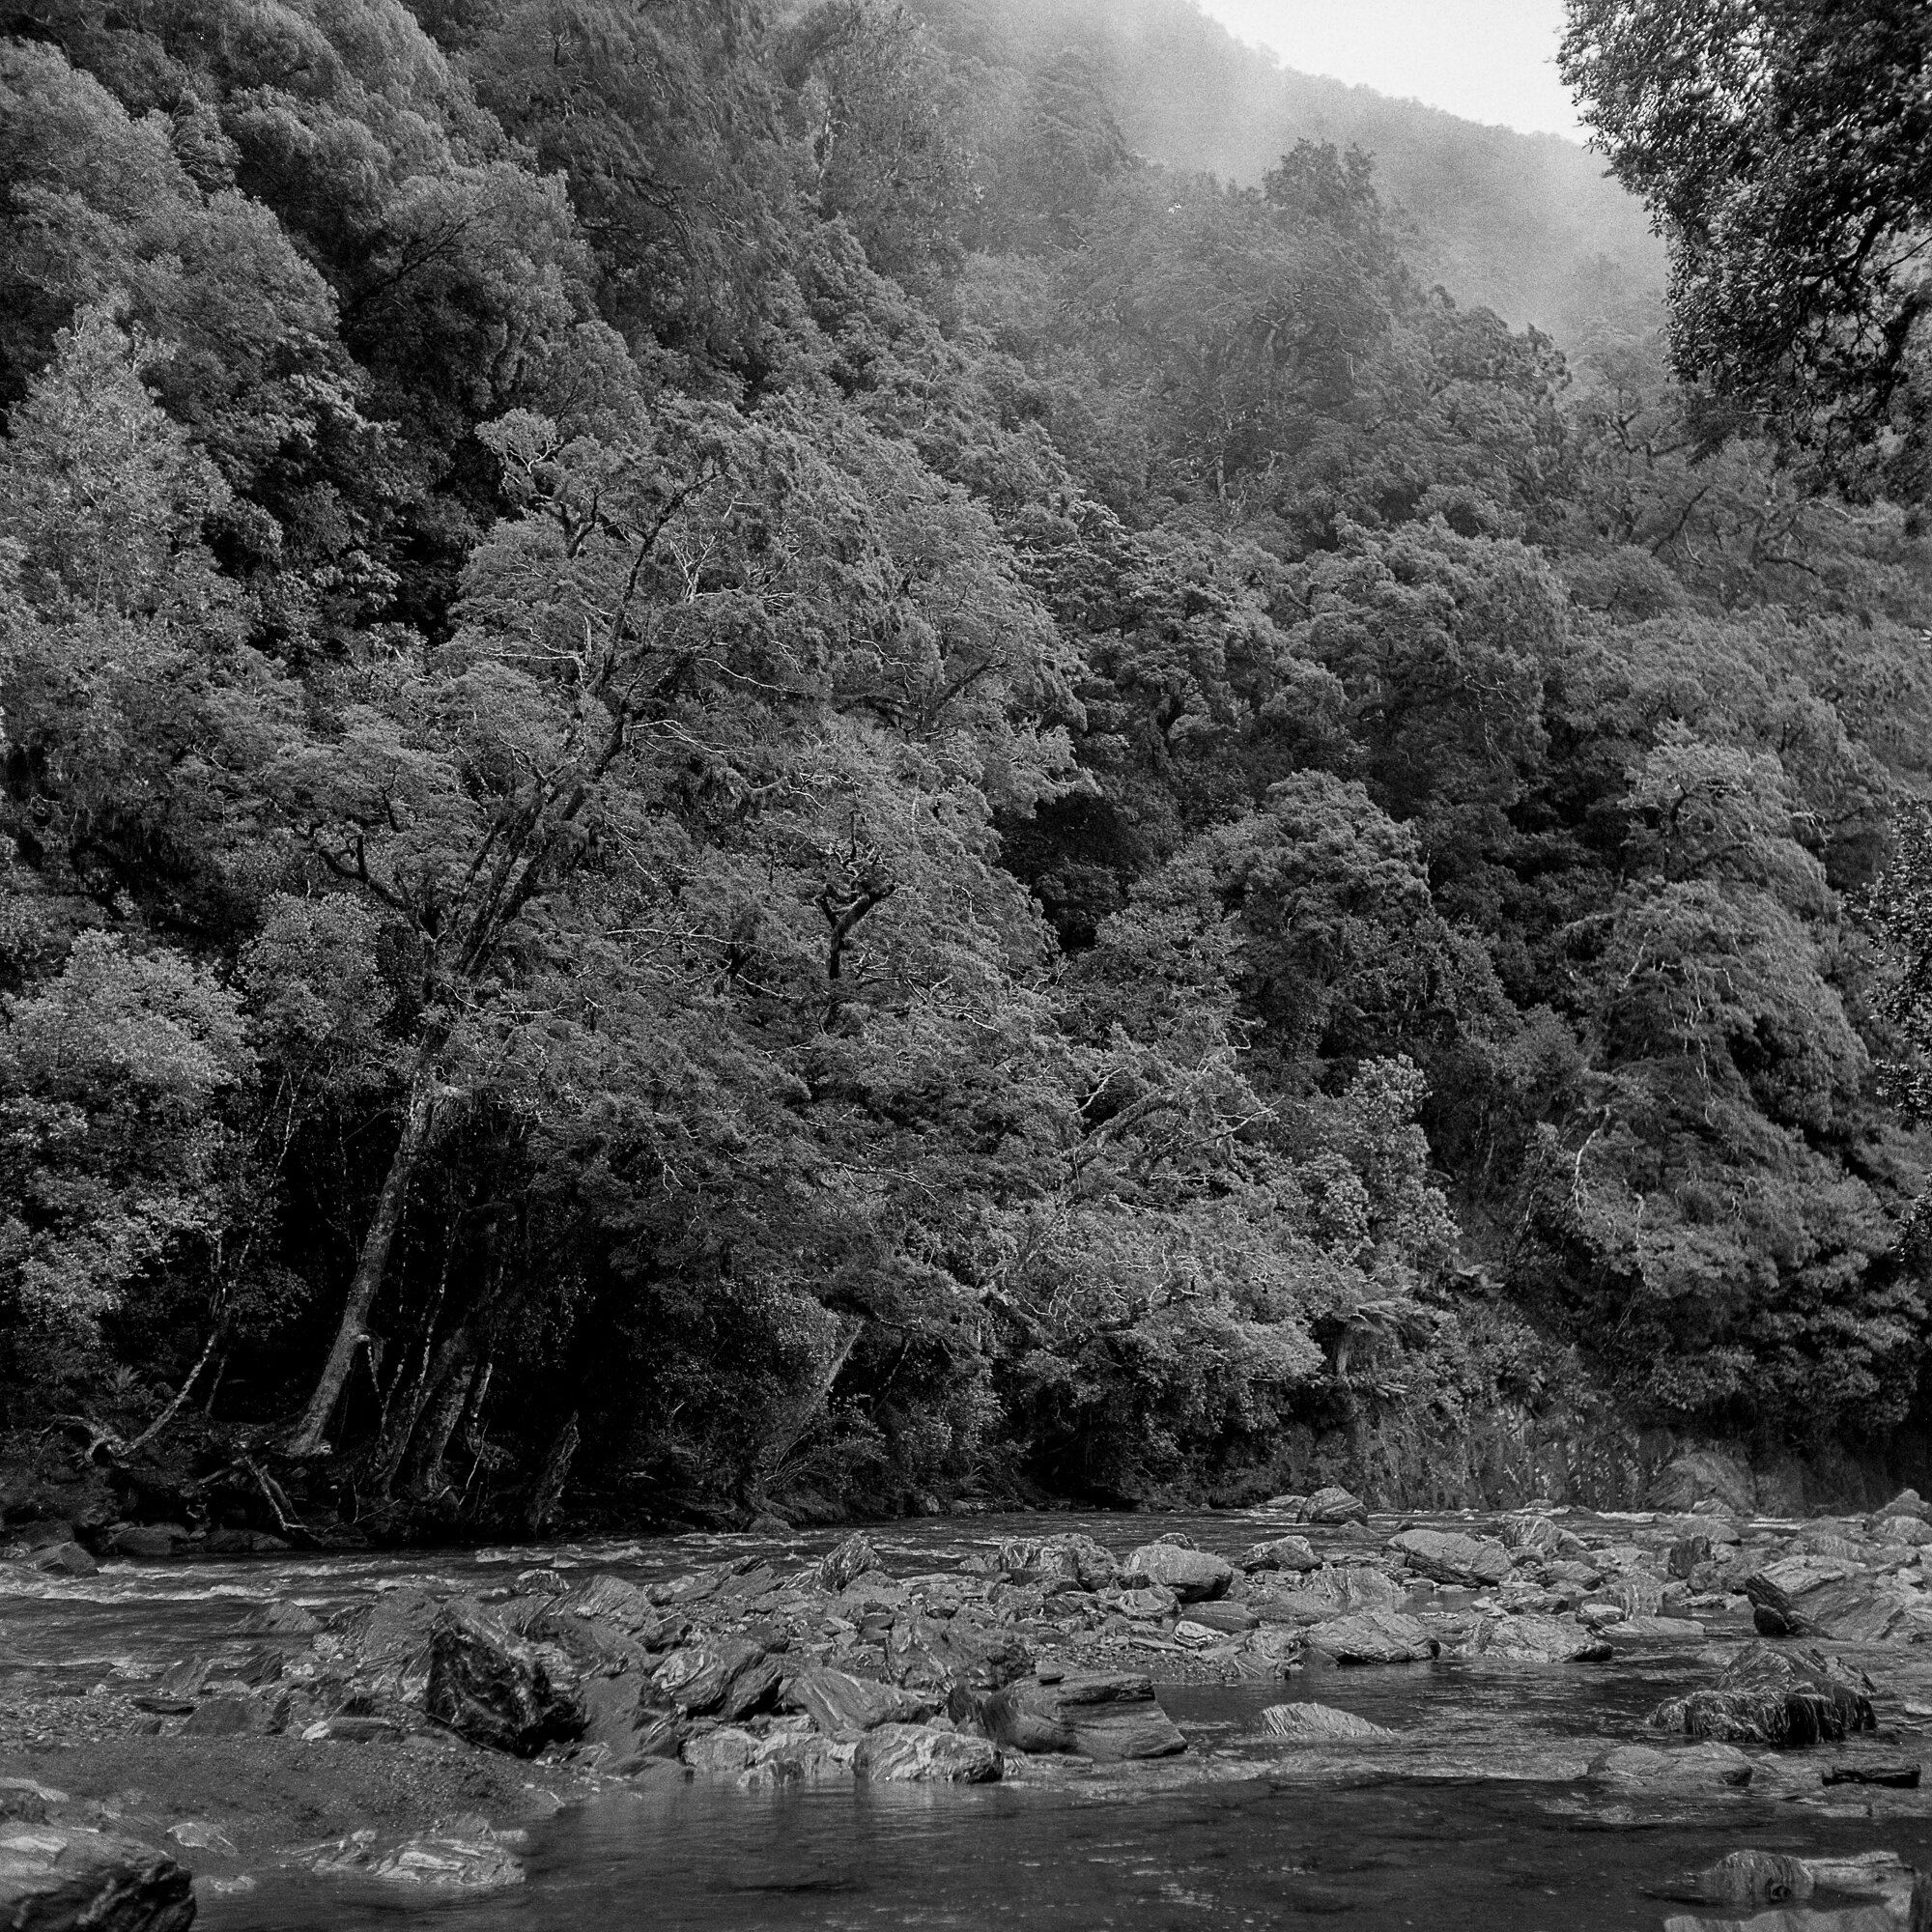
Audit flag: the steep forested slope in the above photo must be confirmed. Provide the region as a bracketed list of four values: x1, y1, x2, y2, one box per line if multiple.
[1, 0, 1928, 1539]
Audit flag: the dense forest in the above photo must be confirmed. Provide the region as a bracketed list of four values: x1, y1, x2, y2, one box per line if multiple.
[3, 0, 1931, 1538]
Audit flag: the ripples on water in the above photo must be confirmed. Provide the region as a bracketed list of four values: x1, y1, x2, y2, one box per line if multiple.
[9, 1506, 1928, 1930]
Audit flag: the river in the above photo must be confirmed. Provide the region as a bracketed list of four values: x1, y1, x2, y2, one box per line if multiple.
[6, 1506, 1930, 1929]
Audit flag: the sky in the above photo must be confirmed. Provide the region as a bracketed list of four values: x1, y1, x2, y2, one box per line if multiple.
[1192, 1, 1585, 138]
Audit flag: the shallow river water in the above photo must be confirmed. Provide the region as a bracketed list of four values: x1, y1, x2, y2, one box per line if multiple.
[9, 1506, 1932, 1931]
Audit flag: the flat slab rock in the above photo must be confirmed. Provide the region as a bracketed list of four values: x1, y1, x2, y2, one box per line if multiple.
[1590, 1743, 1753, 1790]
[978, 1671, 1186, 1761]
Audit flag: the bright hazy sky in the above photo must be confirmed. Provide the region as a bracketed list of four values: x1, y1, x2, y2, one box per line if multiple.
[1193, 1, 1585, 138]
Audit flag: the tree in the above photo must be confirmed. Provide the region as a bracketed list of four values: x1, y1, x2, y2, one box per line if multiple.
[1560, 0, 1932, 497]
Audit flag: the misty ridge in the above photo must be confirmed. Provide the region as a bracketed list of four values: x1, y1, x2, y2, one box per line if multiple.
[904, 0, 1663, 348]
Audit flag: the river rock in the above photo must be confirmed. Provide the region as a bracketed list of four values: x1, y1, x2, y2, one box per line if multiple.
[887, 1613, 1031, 1701]
[1876, 1489, 1929, 1521]
[1260, 1566, 1405, 1624]
[976, 1671, 1186, 1761]
[1185, 1601, 1259, 1634]
[1260, 1702, 1395, 1741]
[651, 1639, 772, 1718]
[737, 1736, 856, 1787]
[783, 1664, 937, 1738]
[1668, 1536, 1713, 1579]
[816, 1533, 880, 1594]
[29, 1542, 97, 1577]
[1103, 1583, 1180, 1622]
[424, 1606, 582, 1756]
[1662, 1907, 1895, 1932]
[1745, 1558, 1921, 1641]
[1659, 1849, 1912, 1922]
[683, 1726, 761, 1777]
[988, 1534, 1119, 1592]
[1297, 1487, 1371, 1525]
[1304, 1609, 1438, 1664]
[0, 1825, 195, 1931]
[1501, 1515, 1561, 1554]
[1387, 1527, 1511, 1586]
[184, 1691, 281, 1737]
[1239, 1535, 1321, 1574]
[1589, 1742, 1752, 1789]
[0, 1782, 67, 1826]
[1123, 1544, 1232, 1603]
[1598, 1573, 1666, 1617]
[300, 1825, 526, 1890]
[1462, 1613, 1612, 1663]
[251, 1601, 322, 1636]
[1874, 1514, 1932, 1548]
[563, 1574, 669, 1640]
[855, 1723, 1002, 1783]
[1647, 1640, 1875, 1747]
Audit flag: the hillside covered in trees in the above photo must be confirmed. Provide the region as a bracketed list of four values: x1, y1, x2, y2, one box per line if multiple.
[3, 0, 1931, 1538]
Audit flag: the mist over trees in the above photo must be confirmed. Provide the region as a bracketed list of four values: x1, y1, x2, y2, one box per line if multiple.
[2, 0, 1930, 1532]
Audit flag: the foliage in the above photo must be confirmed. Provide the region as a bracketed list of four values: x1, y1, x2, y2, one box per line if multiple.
[1, 0, 1930, 1525]
[1561, 0, 1932, 498]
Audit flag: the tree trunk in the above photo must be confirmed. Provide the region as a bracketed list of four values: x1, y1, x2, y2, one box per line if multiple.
[526, 1409, 580, 1536]
[284, 1068, 438, 1458]
[403, 1359, 476, 1499]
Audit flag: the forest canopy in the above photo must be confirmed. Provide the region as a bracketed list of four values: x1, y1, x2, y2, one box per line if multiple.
[3, 0, 1931, 1535]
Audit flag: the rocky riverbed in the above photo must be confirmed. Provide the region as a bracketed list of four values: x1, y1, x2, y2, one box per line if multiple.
[12, 1483, 1932, 1927]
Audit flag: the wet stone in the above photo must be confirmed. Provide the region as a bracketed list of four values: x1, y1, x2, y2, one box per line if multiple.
[1304, 1609, 1438, 1665]
[1260, 1702, 1394, 1741]
[856, 1723, 1002, 1783]
[1123, 1544, 1232, 1603]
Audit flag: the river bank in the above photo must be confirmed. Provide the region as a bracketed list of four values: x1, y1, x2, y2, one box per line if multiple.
[11, 1489, 1932, 1927]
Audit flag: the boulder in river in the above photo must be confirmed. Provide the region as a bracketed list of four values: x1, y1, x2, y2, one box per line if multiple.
[855, 1723, 1003, 1783]
[0, 1824, 195, 1931]
[1462, 1613, 1612, 1663]
[1297, 1487, 1371, 1525]
[424, 1606, 582, 1756]
[976, 1671, 1186, 1761]
[1386, 1527, 1511, 1587]
[1304, 1609, 1438, 1664]
[1745, 1557, 1924, 1641]
[1647, 1641, 1874, 1748]
[298, 1823, 526, 1890]
[1239, 1535, 1320, 1575]
[1123, 1543, 1232, 1604]
[1260, 1702, 1394, 1741]
[1657, 1848, 1912, 1917]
